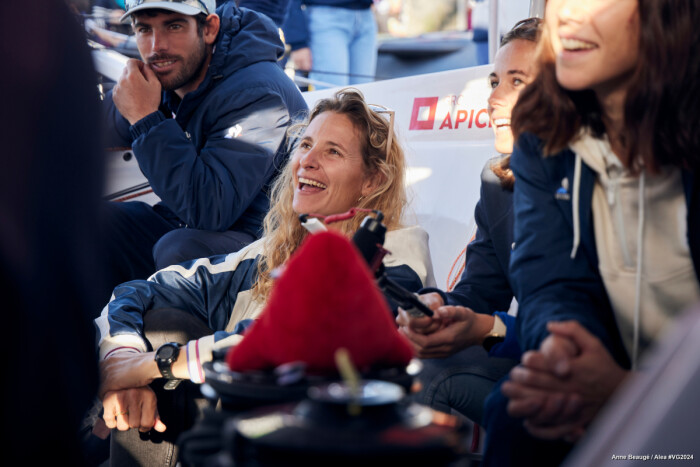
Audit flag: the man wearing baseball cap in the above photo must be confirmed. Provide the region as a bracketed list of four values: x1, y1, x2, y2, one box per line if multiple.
[101, 0, 307, 305]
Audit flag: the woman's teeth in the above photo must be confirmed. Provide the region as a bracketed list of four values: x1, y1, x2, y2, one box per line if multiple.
[298, 177, 327, 189]
[494, 118, 511, 132]
[561, 38, 596, 51]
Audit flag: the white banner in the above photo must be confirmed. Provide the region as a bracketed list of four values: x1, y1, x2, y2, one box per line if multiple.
[304, 65, 496, 287]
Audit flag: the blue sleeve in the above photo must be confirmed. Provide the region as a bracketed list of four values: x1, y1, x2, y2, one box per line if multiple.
[105, 255, 259, 344]
[510, 134, 620, 354]
[102, 89, 133, 148]
[282, 0, 309, 50]
[488, 312, 519, 359]
[444, 175, 513, 314]
[129, 90, 292, 231]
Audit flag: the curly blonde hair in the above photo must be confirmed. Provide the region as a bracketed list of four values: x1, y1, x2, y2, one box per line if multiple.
[252, 88, 407, 301]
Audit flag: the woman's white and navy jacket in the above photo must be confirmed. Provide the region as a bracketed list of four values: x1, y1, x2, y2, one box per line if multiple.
[95, 226, 436, 375]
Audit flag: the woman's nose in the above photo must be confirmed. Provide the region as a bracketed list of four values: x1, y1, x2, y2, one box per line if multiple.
[299, 146, 319, 168]
[557, 0, 588, 23]
[488, 85, 506, 110]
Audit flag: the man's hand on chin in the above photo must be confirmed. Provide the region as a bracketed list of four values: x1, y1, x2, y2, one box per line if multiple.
[113, 58, 162, 125]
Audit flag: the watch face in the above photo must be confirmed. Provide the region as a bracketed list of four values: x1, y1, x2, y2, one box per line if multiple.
[160, 346, 176, 359]
[158, 343, 179, 361]
[155, 343, 180, 383]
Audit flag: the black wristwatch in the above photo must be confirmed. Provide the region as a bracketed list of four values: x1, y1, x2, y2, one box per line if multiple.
[155, 342, 183, 390]
[482, 315, 506, 352]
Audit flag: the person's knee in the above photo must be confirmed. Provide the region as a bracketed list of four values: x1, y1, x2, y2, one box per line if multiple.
[483, 381, 509, 432]
[102, 202, 178, 295]
[104, 201, 155, 229]
[153, 228, 254, 270]
[153, 229, 210, 269]
[482, 379, 573, 466]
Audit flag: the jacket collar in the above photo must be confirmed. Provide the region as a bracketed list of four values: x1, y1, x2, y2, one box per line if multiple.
[560, 151, 699, 281]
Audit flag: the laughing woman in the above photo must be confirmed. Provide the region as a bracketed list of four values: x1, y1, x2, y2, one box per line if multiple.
[395, 18, 541, 425]
[484, 0, 700, 465]
[95, 88, 435, 466]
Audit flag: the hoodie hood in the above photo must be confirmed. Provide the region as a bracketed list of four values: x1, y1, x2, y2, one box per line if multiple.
[163, 3, 285, 122]
[209, 3, 284, 79]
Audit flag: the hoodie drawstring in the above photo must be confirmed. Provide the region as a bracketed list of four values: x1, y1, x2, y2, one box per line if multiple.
[631, 168, 646, 370]
[570, 153, 582, 259]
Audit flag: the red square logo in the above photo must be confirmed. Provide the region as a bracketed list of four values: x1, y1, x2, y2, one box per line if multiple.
[409, 97, 439, 130]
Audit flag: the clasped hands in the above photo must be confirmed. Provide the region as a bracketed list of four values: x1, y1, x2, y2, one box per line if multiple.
[502, 321, 628, 442]
[396, 294, 629, 443]
[395, 292, 494, 359]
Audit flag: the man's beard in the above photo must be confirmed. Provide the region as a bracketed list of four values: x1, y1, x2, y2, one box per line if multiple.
[153, 38, 208, 92]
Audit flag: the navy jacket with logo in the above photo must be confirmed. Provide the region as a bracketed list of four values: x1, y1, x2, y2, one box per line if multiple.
[510, 132, 700, 367]
[104, 3, 308, 237]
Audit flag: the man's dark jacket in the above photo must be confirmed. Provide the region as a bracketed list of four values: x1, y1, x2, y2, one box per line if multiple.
[104, 3, 307, 237]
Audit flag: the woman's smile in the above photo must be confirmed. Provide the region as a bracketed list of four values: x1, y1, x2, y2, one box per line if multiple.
[291, 112, 369, 216]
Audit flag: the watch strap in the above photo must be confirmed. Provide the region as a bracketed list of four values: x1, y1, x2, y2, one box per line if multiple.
[482, 315, 507, 352]
[155, 342, 183, 390]
[163, 379, 182, 390]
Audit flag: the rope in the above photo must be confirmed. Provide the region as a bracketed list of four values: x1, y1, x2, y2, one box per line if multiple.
[112, 188, 154, 202]
[446, 227, 477, 291]
[447, 246, 467, 291]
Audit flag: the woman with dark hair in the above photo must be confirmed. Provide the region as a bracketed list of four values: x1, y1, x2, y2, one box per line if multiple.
[484, 0, 700, 465]
[396, 18, 542, 424]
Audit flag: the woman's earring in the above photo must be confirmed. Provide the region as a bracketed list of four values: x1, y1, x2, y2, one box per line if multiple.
[357, 195, 365, 204]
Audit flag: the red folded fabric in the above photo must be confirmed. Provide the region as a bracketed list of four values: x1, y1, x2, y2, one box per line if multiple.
[226, 230, 414, 374]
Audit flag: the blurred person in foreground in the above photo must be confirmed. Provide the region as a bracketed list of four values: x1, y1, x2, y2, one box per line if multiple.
[1, 0, 105, 464]
[396, 18, 541, 425]
[95, 89, 435, 465]
[483, 0, 700, 465]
